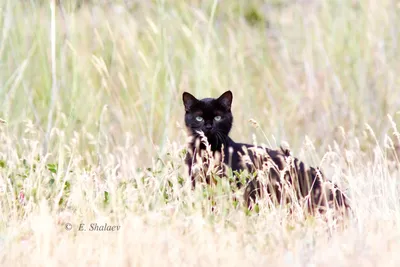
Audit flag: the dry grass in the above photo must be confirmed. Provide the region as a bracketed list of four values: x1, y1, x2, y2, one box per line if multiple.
[1, 0, 400, 266]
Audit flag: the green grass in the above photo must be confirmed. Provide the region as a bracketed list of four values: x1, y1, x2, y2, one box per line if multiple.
[1, 0, 400, 266]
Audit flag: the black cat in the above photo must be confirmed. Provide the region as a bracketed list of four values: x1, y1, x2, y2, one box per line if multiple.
[182, 90, 350, 214]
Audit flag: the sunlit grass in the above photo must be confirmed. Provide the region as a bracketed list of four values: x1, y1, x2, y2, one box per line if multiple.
[0, 0, 400, 266]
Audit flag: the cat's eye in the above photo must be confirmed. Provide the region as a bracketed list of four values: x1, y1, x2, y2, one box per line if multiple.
[195, 116, 203, 122]
[214, 116, 222, 121]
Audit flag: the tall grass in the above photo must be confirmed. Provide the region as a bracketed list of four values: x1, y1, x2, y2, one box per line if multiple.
[0, 0, 400, 266]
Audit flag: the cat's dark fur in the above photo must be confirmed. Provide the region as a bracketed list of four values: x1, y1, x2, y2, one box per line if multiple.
[183, 91, 350, 214]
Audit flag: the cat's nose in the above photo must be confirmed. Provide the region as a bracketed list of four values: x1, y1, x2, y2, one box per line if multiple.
[205, 124, 213, 130]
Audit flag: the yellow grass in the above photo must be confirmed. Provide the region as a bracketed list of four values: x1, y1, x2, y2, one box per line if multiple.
[1, 0, 400, 266]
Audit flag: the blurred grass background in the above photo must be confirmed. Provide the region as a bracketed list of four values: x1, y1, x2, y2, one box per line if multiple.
[1, 0, 400, 167]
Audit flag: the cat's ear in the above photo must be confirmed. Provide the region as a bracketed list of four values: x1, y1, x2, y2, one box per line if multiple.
[182, 92, 198, 111]
[217, 91, 233, 110]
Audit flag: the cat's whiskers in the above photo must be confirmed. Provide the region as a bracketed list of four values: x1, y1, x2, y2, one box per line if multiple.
[218, 131, 227, 146]
[214, 131, 226, 150]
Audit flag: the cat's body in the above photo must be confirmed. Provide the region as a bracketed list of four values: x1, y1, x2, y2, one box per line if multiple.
[183, 91, 350, 214]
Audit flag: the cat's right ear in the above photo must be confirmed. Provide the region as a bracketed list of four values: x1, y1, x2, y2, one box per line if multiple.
[217, 90, 233, 110]
[182, 92, 198, 111]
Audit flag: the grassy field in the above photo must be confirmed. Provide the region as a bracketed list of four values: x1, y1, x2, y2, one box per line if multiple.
[1, 0, 400, 266]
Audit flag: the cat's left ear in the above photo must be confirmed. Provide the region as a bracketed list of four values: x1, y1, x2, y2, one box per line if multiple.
[218, 91, 233, 110]
[182, 92, 198, 111]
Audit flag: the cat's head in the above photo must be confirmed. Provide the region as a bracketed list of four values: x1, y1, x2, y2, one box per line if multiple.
[182, 91, 233, 139]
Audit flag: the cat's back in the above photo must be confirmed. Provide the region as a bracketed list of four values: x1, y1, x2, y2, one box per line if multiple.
[223, 140, 290, 171]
